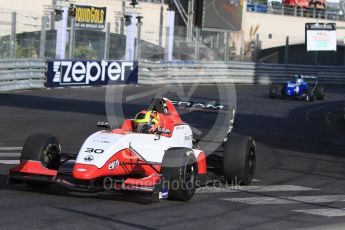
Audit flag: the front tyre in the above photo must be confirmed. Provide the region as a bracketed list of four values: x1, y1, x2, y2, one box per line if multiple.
[161, 148, 197, 201]
[21, 134, 61, 170]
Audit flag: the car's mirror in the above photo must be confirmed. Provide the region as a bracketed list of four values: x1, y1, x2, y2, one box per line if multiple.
[97, 121, 110, 128]
[157, 127, 171, 135]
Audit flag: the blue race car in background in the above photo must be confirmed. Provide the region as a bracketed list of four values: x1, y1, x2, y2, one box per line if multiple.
[269, 75, 325, 101]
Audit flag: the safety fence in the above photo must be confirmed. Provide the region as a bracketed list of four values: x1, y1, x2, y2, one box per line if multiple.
[0, 59, 345, 92]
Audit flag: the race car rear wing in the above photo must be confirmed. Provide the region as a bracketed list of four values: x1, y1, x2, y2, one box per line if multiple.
[300, 75, 318, 84]
[171, 99, 235, 144]
[170, 100, 231, 114]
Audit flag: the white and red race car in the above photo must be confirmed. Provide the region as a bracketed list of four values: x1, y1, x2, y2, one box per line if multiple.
[8, 98, 256, 201]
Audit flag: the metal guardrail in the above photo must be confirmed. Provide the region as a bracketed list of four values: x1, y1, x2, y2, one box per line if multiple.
[0, 59, 46, 91]
[139, 62, 345, 85]
[0, 60, 344, 91]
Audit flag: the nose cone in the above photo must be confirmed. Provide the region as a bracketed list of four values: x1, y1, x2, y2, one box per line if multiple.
[72, 163, 100, 180]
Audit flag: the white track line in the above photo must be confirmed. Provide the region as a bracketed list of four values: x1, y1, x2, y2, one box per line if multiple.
[0, 153, 21, 157]
[293, 208, 345, 217]
[0, 159, 75, 165]
[197, 185, 318, 193]
[223, 195, 345, 205]
[0, 160, 20, 165]
[0, 147, 22, 151]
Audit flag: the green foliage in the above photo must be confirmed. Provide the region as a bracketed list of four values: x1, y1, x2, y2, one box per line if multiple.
[16, 44, 38, 58]
[74, 45, 99, 60]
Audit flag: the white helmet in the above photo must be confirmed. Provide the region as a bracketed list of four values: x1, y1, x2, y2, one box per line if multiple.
[295, 75, 303, 84]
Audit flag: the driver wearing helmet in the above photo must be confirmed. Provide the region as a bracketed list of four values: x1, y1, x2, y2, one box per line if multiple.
[294, 75, 304, 85]
[133, 110, 160, 134]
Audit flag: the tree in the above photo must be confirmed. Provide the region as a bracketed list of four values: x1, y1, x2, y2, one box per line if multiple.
[74, 45, 99, 60]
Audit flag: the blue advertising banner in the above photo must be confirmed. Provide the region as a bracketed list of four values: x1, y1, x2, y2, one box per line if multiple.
[45, 60, 138, 87]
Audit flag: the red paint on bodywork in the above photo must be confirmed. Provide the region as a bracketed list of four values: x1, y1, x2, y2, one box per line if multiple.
[72, 149, 161, 180]
[9, 161, 58, 177]
[197, 151, 207, 174]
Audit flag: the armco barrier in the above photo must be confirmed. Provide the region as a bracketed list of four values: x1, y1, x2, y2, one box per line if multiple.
[0, 59, 46, 91]
[0, 60, 345, 91]
[139, 62, 345, 85]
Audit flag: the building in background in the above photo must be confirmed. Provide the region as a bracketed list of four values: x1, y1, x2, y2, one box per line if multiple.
[0, 0, 168, 46]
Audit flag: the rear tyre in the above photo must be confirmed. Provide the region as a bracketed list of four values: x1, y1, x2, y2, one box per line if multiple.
[21, 133, 61, 170]
[269, 84, 280, 98]
[223, 133, 256, 185]
[307, 87, 315, 101]
[315, 85, 325, 100]
[161, 148, 197, 201]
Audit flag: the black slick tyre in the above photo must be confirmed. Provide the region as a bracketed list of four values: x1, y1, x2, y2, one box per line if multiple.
[20, 133, 61, 170]
[161, 147, 197, 201]
[223, 133, 256, 185]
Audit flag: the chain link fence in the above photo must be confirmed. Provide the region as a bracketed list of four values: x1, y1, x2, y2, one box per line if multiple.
[1, 1, 341, 64]
[0, 1, 261, 63]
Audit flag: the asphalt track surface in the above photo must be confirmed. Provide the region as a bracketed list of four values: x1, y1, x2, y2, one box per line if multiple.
[0, 85, 344, 230]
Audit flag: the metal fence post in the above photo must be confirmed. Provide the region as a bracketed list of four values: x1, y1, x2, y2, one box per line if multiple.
[216, 32, 220, 49]
[125, 14, 138, 61]
[240, 31, 244, 61]
[255, 34, 259, 62]
[68, 17, 76, 59]
[51, 0, 57, 30]
[39, 16, 48, 59]
[194, 27, 200, 61]
[284, 36, 289, 64]
[159, 0, 164, 47]
[224, 31, 229, 62]
[135, 19, 142, 61]
[120, 0, 125, 35]
[10, 12, 17, 59]
[55, 7, 68, 59]
[104, 22, 111, 60]
[281, 5, 285, 15]
[187, 0, 194, 42]
[165, 10, 175, 62]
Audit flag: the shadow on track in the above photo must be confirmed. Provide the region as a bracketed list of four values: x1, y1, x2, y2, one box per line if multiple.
[0, 171, 162, 205]
[235, 100, 345, 157]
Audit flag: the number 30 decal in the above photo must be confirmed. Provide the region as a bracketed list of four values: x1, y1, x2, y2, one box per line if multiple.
[85, 148, 104, 154]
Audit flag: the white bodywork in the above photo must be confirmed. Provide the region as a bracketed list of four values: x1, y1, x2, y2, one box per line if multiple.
[76, 124, 196, 168]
